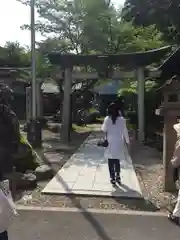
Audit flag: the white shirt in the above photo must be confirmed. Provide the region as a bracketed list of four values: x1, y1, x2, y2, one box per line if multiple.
[174, 123, 180, 138]
[101, 116, 129, 159]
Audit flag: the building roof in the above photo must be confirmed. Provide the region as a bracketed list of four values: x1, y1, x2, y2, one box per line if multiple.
[93, 80, 122, 95]
[158, 47, 180, 80]
[0, 60, 30, 68]
[48, 46, 171, 68]
[41, 82, 59, 93]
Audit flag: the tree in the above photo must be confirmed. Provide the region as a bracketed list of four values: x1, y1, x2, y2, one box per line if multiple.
[16, 0, 167, 123]
[18, 0, 119, 54]
[113, 22, 165, 52]
[18, 0, 167, 54]
[122, 0, 180, 44]
[17, 0, 119, 116]
[0, 41, 30, 67]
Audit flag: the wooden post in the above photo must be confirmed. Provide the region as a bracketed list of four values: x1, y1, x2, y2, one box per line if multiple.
[137, 68, 145, 142]
[61, 67, 72, 144]
[163, 115, 176, 191]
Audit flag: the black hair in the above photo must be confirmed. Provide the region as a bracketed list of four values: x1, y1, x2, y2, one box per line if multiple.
[107, 102, 120, 124]
[115, 98, 124, 116]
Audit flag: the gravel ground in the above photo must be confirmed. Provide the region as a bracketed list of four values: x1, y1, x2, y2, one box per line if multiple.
[16, 128, 177, 213]
[131, 141, 177, 212]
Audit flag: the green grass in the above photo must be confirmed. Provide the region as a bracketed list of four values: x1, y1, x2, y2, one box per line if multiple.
[88, 108, 97, 114]
[73, 123, 102, 133]
[72, 124, 94, 133]
[97, 116, 104, 121]
[127, 123, 136, 130]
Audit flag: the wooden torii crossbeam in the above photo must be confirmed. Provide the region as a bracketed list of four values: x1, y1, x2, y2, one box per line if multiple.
[55, 69, 161, 80]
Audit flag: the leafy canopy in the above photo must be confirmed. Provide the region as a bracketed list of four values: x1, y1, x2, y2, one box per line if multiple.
[18, 0, 165, 54]
[122, 0, 180, 44]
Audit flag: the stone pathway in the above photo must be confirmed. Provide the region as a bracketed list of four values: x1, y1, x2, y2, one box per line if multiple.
[42, 134, 142, 198]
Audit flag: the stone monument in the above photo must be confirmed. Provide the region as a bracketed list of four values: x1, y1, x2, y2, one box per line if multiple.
[156, 75, 180, 191]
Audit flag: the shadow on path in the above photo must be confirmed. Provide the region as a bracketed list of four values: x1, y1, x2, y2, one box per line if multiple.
[40, 133, 159, 239]
[43, 132, 113, 240]
[54, 173, 113, 240]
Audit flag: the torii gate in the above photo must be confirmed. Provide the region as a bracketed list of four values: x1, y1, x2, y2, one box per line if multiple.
[48, 46, 171, 144]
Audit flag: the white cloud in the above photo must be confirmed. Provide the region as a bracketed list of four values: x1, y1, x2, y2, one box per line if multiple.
[0, 0, 124, 46]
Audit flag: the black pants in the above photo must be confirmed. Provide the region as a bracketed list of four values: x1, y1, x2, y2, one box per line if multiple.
[108, 159, 120, 180]
[173, 168, 179, 183]
[0, 231, 8, 240]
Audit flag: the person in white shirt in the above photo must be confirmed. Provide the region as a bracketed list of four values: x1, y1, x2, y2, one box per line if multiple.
[168, 122, 180, 224]
[101, 103, 130, 185]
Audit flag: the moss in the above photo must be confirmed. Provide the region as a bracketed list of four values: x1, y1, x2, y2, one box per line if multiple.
[13, 134, 39, 173]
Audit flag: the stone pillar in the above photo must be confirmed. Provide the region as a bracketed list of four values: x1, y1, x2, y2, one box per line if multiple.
[26, 84, 42, 148]
[26, 86, 32, 121]
[36, 82, 43, 118]
[163, 115, 176, 191]
[61, 67, 72, 144]
[137, 68, 145, 142]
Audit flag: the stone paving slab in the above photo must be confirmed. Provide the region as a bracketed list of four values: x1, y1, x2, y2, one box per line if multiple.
[42, 134, 142, 198]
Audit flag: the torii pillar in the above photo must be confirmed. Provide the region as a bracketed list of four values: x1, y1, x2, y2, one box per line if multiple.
[61, 66, 72, 144]
[137, 67, 145, 142]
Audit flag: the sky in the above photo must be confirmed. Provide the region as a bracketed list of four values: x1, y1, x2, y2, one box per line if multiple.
[0, 0, 125, 46]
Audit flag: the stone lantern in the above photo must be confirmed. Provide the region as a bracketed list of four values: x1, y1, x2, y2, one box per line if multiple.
[156, 75, 180, 191]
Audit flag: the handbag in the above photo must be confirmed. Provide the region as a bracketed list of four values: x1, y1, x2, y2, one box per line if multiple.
[0, 180, 18, 233]
[97, 133, 109, 148]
